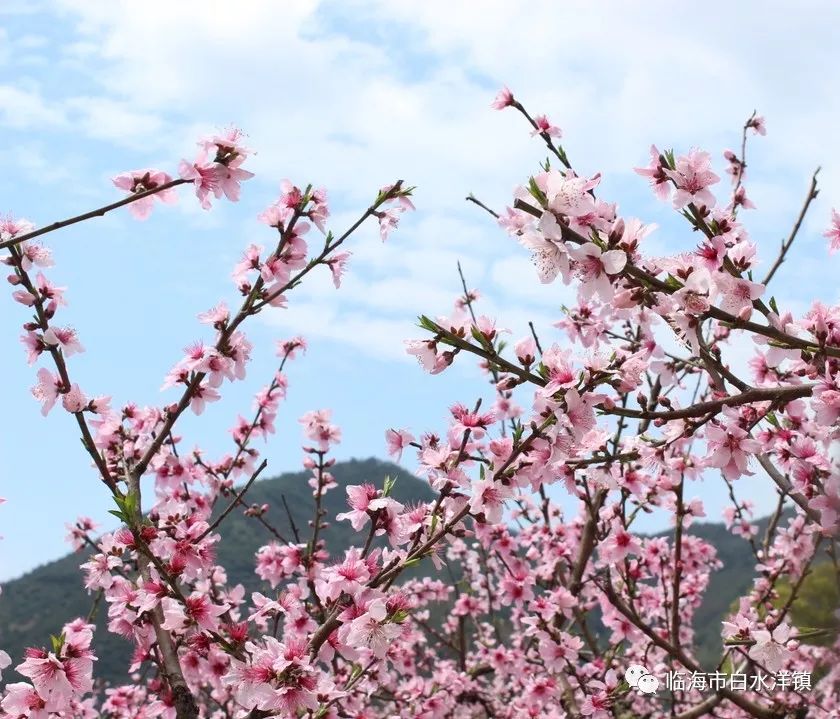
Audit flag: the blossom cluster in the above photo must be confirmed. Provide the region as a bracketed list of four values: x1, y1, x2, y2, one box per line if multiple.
[0, 92, 838, 719]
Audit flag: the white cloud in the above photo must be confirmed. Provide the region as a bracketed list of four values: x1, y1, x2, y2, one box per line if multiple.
[31, 0, 840, 371]
[64, 96, 165, 147]
[0, 83, 65, 128]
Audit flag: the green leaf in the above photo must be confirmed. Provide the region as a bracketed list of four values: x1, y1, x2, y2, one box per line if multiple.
[417, 315, 440, 333]
[50, 633, 65, 654]
[527, 176, 547, 207]
[769, 296, 779, 315]
[664, 274, 684, 290]
[383, 475, 398, 497]
[390, 609, 410, 623]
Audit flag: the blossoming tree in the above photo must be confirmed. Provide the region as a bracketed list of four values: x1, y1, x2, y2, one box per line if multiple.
[1, 91, 838, 718]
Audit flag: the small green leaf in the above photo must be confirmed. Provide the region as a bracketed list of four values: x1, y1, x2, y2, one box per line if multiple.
[527, 176, 547, 207]
[417, 315, 440, 333]
[664, 274, 684, 290]
[50, 633, 65, 654]
[383, 475, 398, 497]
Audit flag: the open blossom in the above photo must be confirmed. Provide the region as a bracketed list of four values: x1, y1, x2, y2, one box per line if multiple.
[491, 86, 514, 110]
[469, 477, 511, 524]
[112, 169, 177, 220]
[568, 242, 626, 302]
[189, 381, 221, 415]
[404, 338, 452, 374]
[61, 383, 88, 413]
[634, 145, 671, 201]
[810, 474, 840, 534]
[179, 128, 253, 209]
[385, 428, 415, 461]
[541, 344, 577, 395]
[31, 367, 61, 416]
[665, 149, 720, 209]
[299, 409, 341, 449]
[223, 637, 320, 714]
[0, 650, 10, 681]
[326, 251, 351, 288]
[345, 598, 401, 658]
[377, 206, 404, 242]
[450, 402, 496, 439]
[715, 275, 764, 319]
[336, 484, 379, 530]
[0, 214, 35, 243]
[748, 622, 791, 672]
[1, 682, 48, 717]
[16, 623, 96, 707]
[316, 548, 371, 602]
[42, 326, 84, 356]
[704, 422, 761, 480]
[160, 593, 228, 633]
[812, 371, 840, 425]
[12, 272, 66, 308]
[538, 631, 583, 670]
[824, 208, 840, 254]
[64, 517, 99, 552]
[531, 114, 562, 138]
[519, 211, 571, 284]
[599, 526, 641, 563]
[544, 171, 598, 218]
[747, 114, 767, 135]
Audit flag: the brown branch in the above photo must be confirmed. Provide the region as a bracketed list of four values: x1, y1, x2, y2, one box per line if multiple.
[601, 576, 778, 719]
[198, 459, 268, 542]
[0, 179, 190, 251]
[126, 473, 199, 719]
[604, 384, 814, 421]
[762, 168, 820, 286]
[465, 194, 500, 219]
[8, 246, 117, 492]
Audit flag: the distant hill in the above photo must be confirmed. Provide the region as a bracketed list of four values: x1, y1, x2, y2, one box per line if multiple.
[0, 457, 810, 682]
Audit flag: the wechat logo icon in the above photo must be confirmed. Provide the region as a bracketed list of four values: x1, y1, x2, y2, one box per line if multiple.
[625, 664, 660, 695]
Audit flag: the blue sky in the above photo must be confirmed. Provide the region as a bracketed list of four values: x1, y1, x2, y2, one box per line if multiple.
[2, 1, 840, 581]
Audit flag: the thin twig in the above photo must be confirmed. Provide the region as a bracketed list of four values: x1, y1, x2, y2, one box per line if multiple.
[762, 168, 820, 286]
